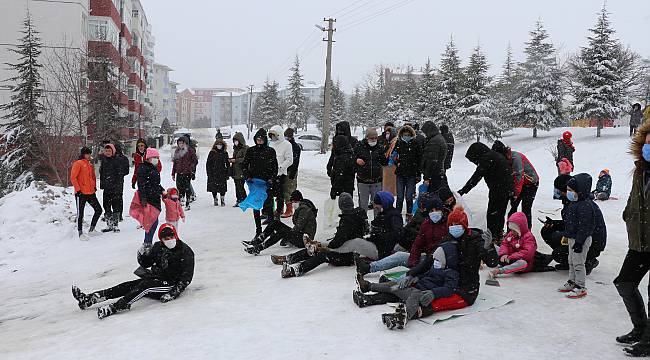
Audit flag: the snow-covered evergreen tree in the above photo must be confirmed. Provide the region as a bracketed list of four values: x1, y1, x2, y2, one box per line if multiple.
[491, 44, 519, 133]
[251, 79, 282, 129]
[416, 58, 439, 119]
[457, 46, 499, 142]
[570, 5, 629, 137]
[437, 38, 464, 129]
[331, 79, 346, 124]
[285, 56, 307, 130]
[385, 66, 418, 125]
[348, 86, 365, 130]
[0, 13, 45, 194]
[512, 21, 564, 138]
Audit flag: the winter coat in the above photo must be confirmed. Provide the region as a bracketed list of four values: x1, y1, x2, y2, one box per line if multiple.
[231, 132, 249, 180]
[456, 230, 494, 305]
[137, 161, 165, 211]
[241, 129, 278, 181]
[441, 131, 455, 170]
[327, 135, 356, 198]
[631, 108, 643, 127]
[369, 192, 404, 259]
[71, 158, 97, 195]
[206, 141, 230, 194]
[460, 142, 513, 198]
[420, 122, 448, 181]
[378, 128, 397, 149]
[564, 173, 600, 248]
[354, 139, 387, 184]
[556, 139, 575, 166]
[399, 209, 427, 250]
[328, 207, 368, 249]
[137, 239, 194, 298]
[492, 142, 539, 198]
[394, 125, 422, 178]
[287, 138, 302, 179]
[408, 217, 447, 268]
[334, 121, 359, 149]
[292, 199, 318, 239]
[99, 155, 129, 191]
[172, 138, 198, 176]
[268, 125, 294, 177]
[408, 239, 460, 298]
[624, 121, 650, 252]
[132, 138, 162, 186]
[163, 197, 185, 222]
[594, 173, 612, 197]
[499, 212, 537, 272]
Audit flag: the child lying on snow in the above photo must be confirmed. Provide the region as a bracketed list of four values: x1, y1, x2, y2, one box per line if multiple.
[489, 212, 538, 279]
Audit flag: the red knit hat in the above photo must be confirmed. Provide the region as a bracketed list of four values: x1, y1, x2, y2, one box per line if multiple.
[158, 223, 179, 240]
[447, 205, 469, 229]
[167, 187, 179, 199]
[562, 131, 572, 141]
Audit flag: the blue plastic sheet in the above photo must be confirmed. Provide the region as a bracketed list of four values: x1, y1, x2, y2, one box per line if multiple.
[238, 178, 268, 211]
[411, 183, 429, 215]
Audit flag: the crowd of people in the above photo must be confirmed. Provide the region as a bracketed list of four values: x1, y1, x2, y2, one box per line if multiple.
[67, 116, 650, 357]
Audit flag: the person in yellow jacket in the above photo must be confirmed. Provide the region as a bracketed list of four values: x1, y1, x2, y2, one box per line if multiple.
[70, 147, 103, 239]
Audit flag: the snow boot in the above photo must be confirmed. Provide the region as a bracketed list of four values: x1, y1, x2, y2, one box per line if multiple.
[244, 243, 263, 256]
[624, 342, 650, 357]
[558, 280, 576, 293]
[356, 273, 371, 293]
[97, 303, 128, 319]
[382, 303, 407, 330]
[281, 263, 298, 278]
[270, 255, 286, 265]
[281, 202, 293, 218]
[213, 196, 219, 207]
[242, 233, 265, 247]
[220, 195, 225, 207]
[72, 286, 104, 310]
[618, 328, 646, 345]
[586, 258, 600, 275]
[354, 253, 371, 275]
[352, 291, 394, 308]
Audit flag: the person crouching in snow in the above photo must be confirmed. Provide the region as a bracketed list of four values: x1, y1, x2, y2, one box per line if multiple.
[592, 169, 612, 201]
[243, 190, 317, 255]
[71, 224, 195, 319]
[489, 212, 537, 279]
[162, 188, 185, 229]
[206, 139, 230, 206]
[272, 192, 368, 278]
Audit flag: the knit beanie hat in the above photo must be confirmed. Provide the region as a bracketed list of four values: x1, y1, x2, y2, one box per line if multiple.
[158, 223, 179, 240]
[419, 193, 443, 212]
[447, 205, 469, 229]
[338, 192, 355, 213]
[554, 174, 573, 192]
[289, 190, 303, 202]
[563, 131, 572, 141]
[146, 147, 160, 159]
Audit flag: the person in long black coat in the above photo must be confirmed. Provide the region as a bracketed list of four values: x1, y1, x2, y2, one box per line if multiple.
[327, 135, 356, 199]
[420, 121, 447, 193]
[206, 139, 230, 206]
[458, 142, 514, 241]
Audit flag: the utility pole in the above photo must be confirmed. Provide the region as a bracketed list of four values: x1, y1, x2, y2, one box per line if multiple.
[247, 85, 254, 139]
[319, 18, 335, 154]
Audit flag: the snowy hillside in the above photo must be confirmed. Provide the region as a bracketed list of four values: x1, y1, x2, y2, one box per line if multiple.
[0, 126, 640, 359]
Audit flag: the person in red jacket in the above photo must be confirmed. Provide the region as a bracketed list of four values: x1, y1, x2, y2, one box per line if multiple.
[132, 138, 161, 189]
[489, 212, 538, 279]
[71, 147, 103, 239]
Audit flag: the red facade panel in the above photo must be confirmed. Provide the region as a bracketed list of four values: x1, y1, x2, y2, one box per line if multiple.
[90, 0, 121, 28]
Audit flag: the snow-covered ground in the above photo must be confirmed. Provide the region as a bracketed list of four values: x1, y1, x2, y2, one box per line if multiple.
[0, 125, 641, 359]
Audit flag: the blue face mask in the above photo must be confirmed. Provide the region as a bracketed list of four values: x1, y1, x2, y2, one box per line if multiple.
[401, 135, 413, 142]
[567, 191, 578, 202]
[643, 144, 650, 162]
[429, 211, 443, 223]
[449, 225, 465, 238]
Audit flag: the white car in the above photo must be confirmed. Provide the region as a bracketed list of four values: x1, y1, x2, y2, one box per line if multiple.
[295, 134, 322, 151]
[218, 127, 232, 139]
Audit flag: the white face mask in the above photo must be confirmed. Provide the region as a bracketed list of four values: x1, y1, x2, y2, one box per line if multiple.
[233, 140, 239, 146]
[368, 140, 377, 147]
[217, 145, 223, 150]
[150, 158, 159, 166]
[292, 201, 300, 209]
[163, 239, 177, 249]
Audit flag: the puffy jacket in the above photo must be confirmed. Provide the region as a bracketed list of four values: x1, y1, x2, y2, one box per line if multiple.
[287, 138, 302, 179]
[241, 129, 278, 181]
[172, 138, 198, 176]
[206, 141, 230, 194]
[456, 230, 497, 305]
[441, 131, 455, 170]
[499, 212, 537, 272]
[368, 191, 404, 259]
[328, 207, 368, 249]
[492, 141, 539, 198]
[327, 135, 356, 198]
[137, 239, 194, 298]
[624, 122, 650, 252]
[394, 125, 422, 178]
[231, 132, 249, 180]
[460, 142, 513, 197]
[137, 161, 164, 211]
[407, 217, 447, 268]
[132, 138, 162, 186]
[420, 121, 448, 181]
[70, 158, 96, 195]
[408, 240, 460, 298]
[354, 139, 387, 184]
[163, 197, 185, 222]
[564, 173, 598, 247]
[594, 173, 612, 197]
[292, 199, 318, 239]
[268, 125, 294, 176]
[100, 155, 129, 191]
[556, 139, 575, 166]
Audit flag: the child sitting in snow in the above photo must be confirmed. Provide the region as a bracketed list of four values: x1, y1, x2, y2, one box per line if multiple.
[490, 212, 537, 279]
[592, 169, 612, 200]
[162, 188, 185, 229]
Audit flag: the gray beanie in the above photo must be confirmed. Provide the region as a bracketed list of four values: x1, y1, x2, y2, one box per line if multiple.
[365, 128, 378, 138]
[338, 192, 355, 213]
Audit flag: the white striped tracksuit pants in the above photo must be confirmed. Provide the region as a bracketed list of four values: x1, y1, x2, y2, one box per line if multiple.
[99, 279, 173, 310]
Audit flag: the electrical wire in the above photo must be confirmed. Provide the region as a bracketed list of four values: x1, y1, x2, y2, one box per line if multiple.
[328, 0, 368, 18]
[338, 0, 416, 33]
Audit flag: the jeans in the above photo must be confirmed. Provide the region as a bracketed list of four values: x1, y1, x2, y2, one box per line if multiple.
[358, 182, 382, 215]
[568, 236, 592, 288]
[370, 251, 412, 273]
[143, 219, 159, 244]
[396, 175, 416, 214]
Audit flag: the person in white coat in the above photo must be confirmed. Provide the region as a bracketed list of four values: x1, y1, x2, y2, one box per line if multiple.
[267, 125, 294, 220]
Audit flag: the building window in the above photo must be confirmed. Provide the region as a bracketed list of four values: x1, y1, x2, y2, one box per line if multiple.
[132, 9, 139, 18]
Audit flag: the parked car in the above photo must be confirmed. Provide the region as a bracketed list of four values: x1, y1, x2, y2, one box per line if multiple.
[218, 127, 232, 139]
[296, 134, 322, 151]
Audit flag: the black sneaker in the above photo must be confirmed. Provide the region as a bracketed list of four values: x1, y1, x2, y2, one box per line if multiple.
[352, 290, 369, 308]
[624, 341, 650, 357]
[97, 304, 116, 319]
[72, 285, 92, 310]
[244, 243, 262, 256]
[617, 328, 645, 344]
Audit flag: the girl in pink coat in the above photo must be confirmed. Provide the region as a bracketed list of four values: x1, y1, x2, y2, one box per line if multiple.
[162, 187, 185, 229]
[490, 212, 537, 278]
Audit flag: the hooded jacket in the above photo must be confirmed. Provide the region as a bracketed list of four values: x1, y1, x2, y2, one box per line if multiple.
[459, 142, 513, 197]
[231, 132, 249, 180]
[137, 161, 165, 211]
[328, 207, 369, 249]
[132, 138, 162, 186]
[492, 141, 539, 198]
[407, 238, 460, 298]
[370, 191, 404, 259]
[292, 198, 318, 239]
[499, 212, 537, 272]
[241, 129, 278, 181]
[594, 173, 612, 197]
[268, 125, 294, 176]
[100, 147, 129, 191]
[172, 136, 198, 176]
[354, 138, 387, 184]
[137, 238, 194, 298]
[394, 125, 422, 178]
[420, 121, 448, 181]
[327, 135, 356, 198]
[206, 139, 230, 194]
[440, 126, 455, 170]
[71, 152, 97, 195]
[564, 173, 604, 247]
[624, 121, 650, 252]
[335, 121, 359, 149]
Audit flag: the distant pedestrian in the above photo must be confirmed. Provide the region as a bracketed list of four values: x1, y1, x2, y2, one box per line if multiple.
[172, 136, 198, 210]
[206, 139, 230, 206]
[215, 129, 223, 140]
[99, 143, 129, 232]
[556, 131, 575, 173]
[230, 132, 249, 206]
[328, 135, 356, 199]
[282, 128, 302, 218]
[420, 121, 447, 193]
[440, 124, 454, 185]
[630, 103, 643, 136]
[394, 125, 421, 219]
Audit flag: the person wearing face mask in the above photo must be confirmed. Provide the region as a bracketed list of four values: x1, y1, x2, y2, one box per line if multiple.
[99, 143, 129, 233]
[132, 138, 162, 190]
[420, 121, 448, 193]
[172, 136, 198, 210]
[354, 128, 387, 216]
[378, 121, 396, 148]
[267, 125, 294, 220]
[394, 125, 422, 220]
[616, 123, 650, 355]
[230, 132, 249, 206]
[489, 212, 538, 279]
[206, 139, 230, 206]
[134, 148, 165, 251]
[71, 223, 195, 319]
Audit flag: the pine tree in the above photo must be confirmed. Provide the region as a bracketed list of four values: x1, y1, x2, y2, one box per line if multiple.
[0, 13, 45, 194]
[160, 118, 173, 134]
[512, 21, 564, 138]
[348, 86, 365, 130]
[570, 5, 629, 137]
[416, 58, 439, 119]
[87, 54, 119, 145]
[331, 79, 346, 124]
[437, 38, 464, 129]
[491, 44, 519, 133]
[251, 79, 282, 129]
[285, 56, 307, 129]
[457, 46, 499, 142]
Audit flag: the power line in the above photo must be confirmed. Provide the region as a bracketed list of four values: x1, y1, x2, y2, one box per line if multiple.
[336, 0, 394, 21]
[339, 0, 416, 33]
[328, 0, 367, 18]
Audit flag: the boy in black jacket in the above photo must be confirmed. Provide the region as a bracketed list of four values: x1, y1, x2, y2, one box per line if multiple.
[71, 224, 195, 319]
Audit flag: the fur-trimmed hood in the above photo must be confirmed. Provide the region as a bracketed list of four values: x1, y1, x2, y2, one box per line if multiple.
[631, 119, 650, 166]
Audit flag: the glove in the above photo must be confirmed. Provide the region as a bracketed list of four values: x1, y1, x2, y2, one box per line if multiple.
[160, 294, 174, 303]
[131, 182, 136, 189]
[397, 276, 418, 290]
[481, 229, 493, 248]
[572, 242, 583, 253]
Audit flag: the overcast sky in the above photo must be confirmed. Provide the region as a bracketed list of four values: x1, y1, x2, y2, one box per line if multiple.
[141, 0, 650, 92]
